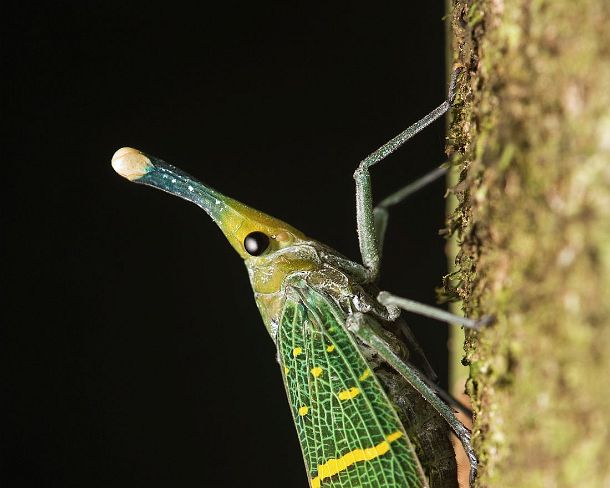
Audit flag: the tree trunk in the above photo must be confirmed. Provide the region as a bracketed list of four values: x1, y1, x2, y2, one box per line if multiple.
[445, 1, 610, 486]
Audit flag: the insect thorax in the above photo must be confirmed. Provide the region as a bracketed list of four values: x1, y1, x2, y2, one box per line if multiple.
[246, 240, 389, 341]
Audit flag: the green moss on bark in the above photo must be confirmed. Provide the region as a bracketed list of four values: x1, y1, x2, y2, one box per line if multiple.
[446, 1, 610, 486]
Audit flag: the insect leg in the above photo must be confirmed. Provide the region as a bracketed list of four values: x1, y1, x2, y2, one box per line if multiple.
[346, 312, 477, 487]
[374, 165, 447, 259]
[354, 69, 462, 281]
[377, 291, 493, 330]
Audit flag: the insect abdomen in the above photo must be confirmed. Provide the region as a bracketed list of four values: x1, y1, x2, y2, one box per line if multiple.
[377, 370, 458, 488]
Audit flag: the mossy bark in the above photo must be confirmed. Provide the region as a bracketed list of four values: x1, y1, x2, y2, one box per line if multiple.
[445, 1, 610, 486]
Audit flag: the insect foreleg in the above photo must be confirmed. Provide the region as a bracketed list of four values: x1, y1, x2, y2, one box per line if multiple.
[354, 69, 462, 281]
[378, 291, 492, 330]
[346, 312, 477, 487]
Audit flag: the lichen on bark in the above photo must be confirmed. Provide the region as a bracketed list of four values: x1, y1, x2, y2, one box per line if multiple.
[445, 1, 610, 486]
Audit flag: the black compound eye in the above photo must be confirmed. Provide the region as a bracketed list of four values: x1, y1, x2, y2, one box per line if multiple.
[244, 231, 270, 256]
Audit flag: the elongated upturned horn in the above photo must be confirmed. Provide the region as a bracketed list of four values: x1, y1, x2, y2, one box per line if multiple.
[110, 147, 306, 260]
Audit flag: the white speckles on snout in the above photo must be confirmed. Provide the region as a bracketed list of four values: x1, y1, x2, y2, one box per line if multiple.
[111, 147, 153, 181]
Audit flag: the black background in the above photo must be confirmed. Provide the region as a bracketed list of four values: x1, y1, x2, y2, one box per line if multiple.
[3, 2, 452, 486]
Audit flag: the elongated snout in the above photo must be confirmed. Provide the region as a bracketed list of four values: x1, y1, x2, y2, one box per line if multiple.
[111, 147, 306, 259]
[111, 147, 227, 226]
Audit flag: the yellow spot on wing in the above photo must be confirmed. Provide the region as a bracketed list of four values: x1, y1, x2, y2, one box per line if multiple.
[309, 431, 404, 488]
[284, 366, 289, 374]
[358, 369, 371, 381]
[298, 406, 309, 416]
[386, 431, 403, 443]
[326, 344, 335, 352]
[293, 347, 302, 357]
[337, 387, 360, 400]
[311, 367, 323, 378]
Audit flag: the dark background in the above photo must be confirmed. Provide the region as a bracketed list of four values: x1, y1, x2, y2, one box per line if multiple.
[3, 2, 452, 486]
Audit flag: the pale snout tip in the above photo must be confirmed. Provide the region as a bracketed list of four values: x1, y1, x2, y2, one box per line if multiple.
[111, 147, 153, 181]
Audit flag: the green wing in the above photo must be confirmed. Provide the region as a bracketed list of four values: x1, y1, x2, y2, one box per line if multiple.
[278, 282, 427, 488]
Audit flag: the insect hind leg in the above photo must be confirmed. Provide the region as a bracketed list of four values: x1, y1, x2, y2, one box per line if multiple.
[346, 311, 478, 487]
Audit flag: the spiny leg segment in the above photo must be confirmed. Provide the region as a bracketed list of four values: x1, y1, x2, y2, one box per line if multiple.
[354, 69, 461, 281]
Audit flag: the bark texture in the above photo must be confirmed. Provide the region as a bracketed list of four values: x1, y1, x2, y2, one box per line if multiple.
[445, 1, 610, 486]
